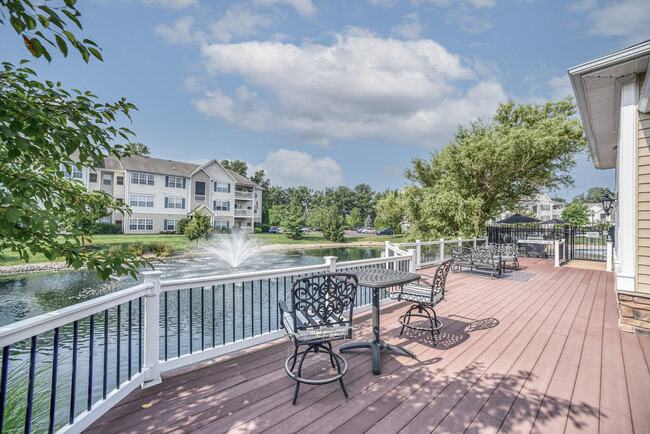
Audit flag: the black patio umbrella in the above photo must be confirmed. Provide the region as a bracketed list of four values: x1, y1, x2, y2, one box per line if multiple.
[541, 218, 569, 225]
[496, 214, 541, 224]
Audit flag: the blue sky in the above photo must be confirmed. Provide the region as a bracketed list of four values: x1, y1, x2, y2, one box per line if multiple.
[3, 0, 649, 200]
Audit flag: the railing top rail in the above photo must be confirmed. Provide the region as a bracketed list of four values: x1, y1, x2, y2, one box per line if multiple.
[394, 237, 487, 249]
[0, 282, 151, 348]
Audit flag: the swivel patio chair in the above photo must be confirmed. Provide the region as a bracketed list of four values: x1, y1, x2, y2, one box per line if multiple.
[279, 273, 358, 405]
[390, 258, 453, 345]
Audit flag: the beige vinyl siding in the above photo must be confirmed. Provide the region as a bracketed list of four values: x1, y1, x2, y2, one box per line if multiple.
[637, 72, 650, 293]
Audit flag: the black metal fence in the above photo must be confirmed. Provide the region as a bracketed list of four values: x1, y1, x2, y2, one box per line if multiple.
[487, 225, 613, 262]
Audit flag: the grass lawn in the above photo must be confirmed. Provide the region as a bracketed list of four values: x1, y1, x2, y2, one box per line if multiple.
[0, 232, 404, 266]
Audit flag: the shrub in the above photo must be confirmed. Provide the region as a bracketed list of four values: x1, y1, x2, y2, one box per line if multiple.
[108, 245, 123, 255]
[254, 227, 262, 233]
[323, 206, 345, 242]
[148, 242, 174, 257]
[261, 223, 270, 233]
[176, 217, 190, 235]
[93, 223, 122, 234]
[158, 230, 176, 235]
[130, 242, 144, 256]
[184, 212, 212, 242]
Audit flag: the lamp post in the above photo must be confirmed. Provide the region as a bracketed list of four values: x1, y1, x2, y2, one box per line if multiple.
[601, 189, 616, 218]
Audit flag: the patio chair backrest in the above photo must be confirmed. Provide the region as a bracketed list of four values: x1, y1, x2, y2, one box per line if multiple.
[431, 258, 453, 299]
[289, 273, 358, 333]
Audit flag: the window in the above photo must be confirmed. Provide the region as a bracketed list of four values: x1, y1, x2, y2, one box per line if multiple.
[129, 194, 154, 207]
[540, 204, 550, 211]
[62, 165, 83, 179]
[601, 213, 607, 220]
[195, 181, 206, 202]
[115, 219, 122, 228]
[116, 198, 124, 205]
[165, 197, 184, 209]
[103, 174, 112, 185]
[129, 218, 154, 231]
[164, 219, 178, 231]
[213, 200, 230, 211]
[214, 182, 230, 192]
[214, 220, 230, 230]
[167, 176, 185, 188]
[89, 173, 98, 183]
[99, 217, 111, 223]
[130, 172, 154, 185]
[116, 176, 124, 185]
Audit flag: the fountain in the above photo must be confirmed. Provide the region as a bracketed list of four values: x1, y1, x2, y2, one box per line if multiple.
[203, 234, 260, 268]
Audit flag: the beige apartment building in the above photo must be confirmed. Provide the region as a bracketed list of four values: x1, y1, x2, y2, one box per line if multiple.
[65, 155, 263, 234]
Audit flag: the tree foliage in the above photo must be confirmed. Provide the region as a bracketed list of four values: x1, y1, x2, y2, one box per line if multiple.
[323, 206, 345, 242]
[220, 159, 248, 177]
[1, 0, 153, 279]
[127, 142, 150, 156]
[183, 212, 212, 242]
[283, 205, 305, 239]
[562, 202, 590, 226]
[404, 99, 587, 239]
[374, 191, 404, 233]
[347, 207, 363, 229]
[573, 186, 610, 204]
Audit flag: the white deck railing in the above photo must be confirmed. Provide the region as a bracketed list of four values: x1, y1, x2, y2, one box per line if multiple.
[390, 237, 488, 269]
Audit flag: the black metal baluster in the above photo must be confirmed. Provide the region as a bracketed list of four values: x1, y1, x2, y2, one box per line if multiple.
[88, 315, 94, 411]
[49, 328, 59, 434]
[128, 301, 133, 380]
[0, 345, 9, 432]
[189, 288, 193, 354]
[212, 286, 216, 348]
[70, 321, 78, 423]
[267, 279, 271, 333]
[232, 283, 236, 343]
[177, 290, 181, 357]
[26, 335, 37, 433]
[116, 305, 121, 389]
[201, 288, 205, 351]
[275, 278, 279, 329]
[103, 309, 108, 400]
[138, 297, 142, 372]
[242, 283, 245, 340]
[222, 285, 226, 346]
[251, 282, 255, 337]
[164, 291, 168, 361]
[259, 280, 262, 335]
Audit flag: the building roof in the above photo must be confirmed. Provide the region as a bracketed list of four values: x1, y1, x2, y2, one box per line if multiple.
[226, 169, 263, 189]
[568, 40, 650, 169]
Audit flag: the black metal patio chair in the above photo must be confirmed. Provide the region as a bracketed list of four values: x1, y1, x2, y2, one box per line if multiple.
[279, 273, 358, 405]
[390, 258, 453, 345]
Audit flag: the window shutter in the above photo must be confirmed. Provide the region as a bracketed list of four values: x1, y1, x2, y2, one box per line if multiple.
[182, 178, 186, 189]
[226, 221, 230, 229]
[226, 201, 230, 211]
[213, 201, 216, 210]
[228, 183, 231, 193]
[165, 197, 169, 208]
[182, 198, 185, 209]
[164, 220, 168, 231]
[214, 182, 216, 192]
[165, 176, 169, 187]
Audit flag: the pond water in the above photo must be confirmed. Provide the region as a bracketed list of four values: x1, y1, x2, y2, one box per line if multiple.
[0, 247, 381, 327]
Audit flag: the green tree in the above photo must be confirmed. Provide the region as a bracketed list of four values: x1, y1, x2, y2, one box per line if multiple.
[220, 159, 248, 177]
[375, 191, 404, 233]
[176, 217, 190, 235]
[573, 186, 610, 203]
[323, 206, 345, 242]
[404, 99, 587, 239]
[59, 195, 109, 243]
[347, 207, 363, 229]
[0, 0, 151, 279]
[551, 197, 566, 203]
[184, 212, 212, 242]
[562, 203, 590, 226]
[307, 207, 327, 228]
[353, 183, 376, 222]
[268, 204, 285, 226]
[127, 142, 151, 156]
[283, 205, 305, 239]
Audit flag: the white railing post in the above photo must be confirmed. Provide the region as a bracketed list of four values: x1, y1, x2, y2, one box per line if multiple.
[439, 238, 445, 262]
[458, 237, 462, 247]
[142, 271, 162, 389]
[473, 238, 477, 249]
[408, 249, 416, 273]
[324, 256, 337, 273]
[554, 240, 560, 267]
[607, 241, 613, 272]
[385, 241, 391, 258]
[416, 240, 421, 270]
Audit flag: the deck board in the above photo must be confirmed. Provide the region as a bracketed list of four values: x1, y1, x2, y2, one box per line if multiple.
[86, 259, 650, 434]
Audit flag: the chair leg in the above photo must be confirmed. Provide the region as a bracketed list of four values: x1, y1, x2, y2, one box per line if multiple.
[327, 342, 336, 368]
[326, 345, 348, 399]
[290, 342, 299, 371]
[292, 345, 313, 405]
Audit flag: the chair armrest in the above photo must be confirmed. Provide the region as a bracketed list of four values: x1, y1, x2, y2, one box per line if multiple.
[278, 300, 292, 314]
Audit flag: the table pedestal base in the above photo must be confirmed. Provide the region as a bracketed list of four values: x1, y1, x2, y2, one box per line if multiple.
[339, 341, 415, 375]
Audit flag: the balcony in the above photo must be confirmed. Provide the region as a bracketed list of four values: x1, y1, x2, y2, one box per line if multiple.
[234, 209, 253, 217]
[235, 191, 254, 200]
[88, 258, 650, 433]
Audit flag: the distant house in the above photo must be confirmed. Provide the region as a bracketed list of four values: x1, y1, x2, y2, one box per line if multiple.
[585, 202, 615, 225]
[497, 193, 565, 222]
[569, 40, 650, 334]
[65, 155, 263, 234]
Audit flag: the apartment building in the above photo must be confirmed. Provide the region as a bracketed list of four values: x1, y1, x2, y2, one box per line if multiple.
[66, 155, 263, 234]
[518, 193, 566, 221]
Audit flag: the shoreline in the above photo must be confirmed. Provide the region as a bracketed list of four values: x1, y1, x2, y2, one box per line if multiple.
[0, 241, 388, 277]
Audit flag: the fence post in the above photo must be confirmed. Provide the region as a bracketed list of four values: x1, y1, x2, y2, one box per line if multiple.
[416, 240, 421, 269]
[473, 238, 477, 249]
[606, 241, 613, 272]
[324, 256, 338, 273]
[408, 249, 416, 273]
[554, 240, 560, 267]
[439, 238, 445, 262]
[458, 237, 462, 247]
[142, 271, 162, 389]
[385, 241, 391, 258]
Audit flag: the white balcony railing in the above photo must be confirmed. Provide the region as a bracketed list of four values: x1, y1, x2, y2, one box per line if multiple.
[234, 209, 253, 216]
[235, 191, 253, 199]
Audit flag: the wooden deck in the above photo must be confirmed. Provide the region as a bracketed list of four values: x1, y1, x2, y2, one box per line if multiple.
[87, 259, 650, 433]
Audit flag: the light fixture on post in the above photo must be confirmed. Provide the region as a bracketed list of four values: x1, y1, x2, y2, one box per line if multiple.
[601, 189, 617, 217]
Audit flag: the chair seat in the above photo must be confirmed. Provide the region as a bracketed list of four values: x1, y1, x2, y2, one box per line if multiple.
[390, 283, 445, 305]
[282, 311, 351, 341]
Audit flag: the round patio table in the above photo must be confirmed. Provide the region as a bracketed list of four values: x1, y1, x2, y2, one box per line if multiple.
[339, 268, 421, 375]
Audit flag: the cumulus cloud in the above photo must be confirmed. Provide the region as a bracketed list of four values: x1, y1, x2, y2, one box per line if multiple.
[155, 16, 196, 44]
[193, 29, 507, 147]
[392, 12, 425, 39]
[253, 149, 343, 188]
[139, 0, 198, 9]
[253, 0, 317, 18]
[546, 75, 574, 100]
[412, 0, 496, 8]
[209, 6, 272, 43]
[579, 0, 650, 42]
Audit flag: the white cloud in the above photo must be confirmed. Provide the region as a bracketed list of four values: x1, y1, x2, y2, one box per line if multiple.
[253, 149, 343, 188]
[369, 0, 398, 7]
[546, 75, 573, 100]
[209, 6, 272, 43]
[581, 0, 650, 42]
[412, 0, 496, 8]
[392, 12, 425, 39]
[139, 0, 198, 9]
[155, 16, 196, 44]
[253, 0, 317, 18]
[194, 29, 506, 148]
[448, 11, 492, 33]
